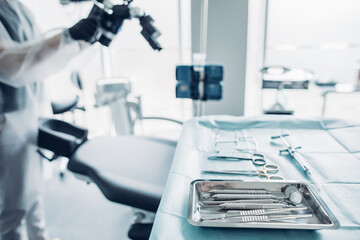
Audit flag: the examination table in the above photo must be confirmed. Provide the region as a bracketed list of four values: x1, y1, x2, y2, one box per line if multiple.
[150, 115, 360, 239]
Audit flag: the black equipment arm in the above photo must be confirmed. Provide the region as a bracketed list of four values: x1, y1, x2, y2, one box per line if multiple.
[60, 0, 162, 50]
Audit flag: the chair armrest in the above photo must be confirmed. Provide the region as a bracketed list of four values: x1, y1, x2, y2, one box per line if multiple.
[38, 118, 88, 158]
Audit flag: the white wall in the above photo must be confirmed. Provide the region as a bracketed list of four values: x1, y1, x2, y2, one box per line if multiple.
[244, 0, 267, 116]
[191, 0, 249, 116]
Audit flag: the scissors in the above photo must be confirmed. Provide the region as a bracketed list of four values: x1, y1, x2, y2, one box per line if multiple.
[202, 164, 284, 180]
[207, 153, 266, 166]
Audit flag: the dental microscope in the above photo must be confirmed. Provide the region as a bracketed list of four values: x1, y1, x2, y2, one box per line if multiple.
[61, 0, 161, 50]
[61, 0, 167, 135]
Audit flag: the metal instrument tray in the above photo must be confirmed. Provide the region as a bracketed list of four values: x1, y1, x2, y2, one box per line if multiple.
[187, 180, 340, 230]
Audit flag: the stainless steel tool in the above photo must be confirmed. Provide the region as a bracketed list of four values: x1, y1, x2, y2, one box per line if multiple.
[202, 185, 302, 205]
[271, 134, 321, 190]
[208, 193, 278, 200]
[188, 180, 340, 229]
[215, 202, 291, 210]
[202, 164, 283, 180]
[208, 189, 270, 194]
[224, 214, 313, 223]
[201, 206, 308, 220]
[207, 153, 267, 166]
[202, 199, 280, 205]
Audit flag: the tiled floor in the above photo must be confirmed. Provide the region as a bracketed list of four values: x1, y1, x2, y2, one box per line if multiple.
[44, 171, 133, 240]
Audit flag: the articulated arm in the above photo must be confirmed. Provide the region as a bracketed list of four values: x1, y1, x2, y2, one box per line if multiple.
[63, 0, 162, 50]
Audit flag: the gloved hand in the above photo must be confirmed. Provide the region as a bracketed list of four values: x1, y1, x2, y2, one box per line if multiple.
[68, 18, 99, 42]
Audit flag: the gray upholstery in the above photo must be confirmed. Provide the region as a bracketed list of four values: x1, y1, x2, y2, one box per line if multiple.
[67, 136, 176, 212]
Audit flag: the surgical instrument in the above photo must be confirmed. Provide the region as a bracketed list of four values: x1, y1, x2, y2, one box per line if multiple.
[224, 214, 313, 223]
[201, 196, 301, 207]
[205, 194, 301, 206]
[209, 189, 270, 194]
[205, 202, 297, 210]
[202, 199, 281, 205]
[214, 133, 257, 152]
[202, 186, 302, 206]
[271, 134, 321, 190]
[202, 164, 283, 180]
[208, 194, 279, 200]
[201, 206, 308, 220]
[208, 187, 300, 202]
[236, 138, 258, 152]
[283, 185, 302, 205]
[207, 153, 267, 166]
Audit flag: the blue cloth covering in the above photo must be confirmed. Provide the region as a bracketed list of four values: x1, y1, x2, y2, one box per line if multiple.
[150, 115, 360, 240]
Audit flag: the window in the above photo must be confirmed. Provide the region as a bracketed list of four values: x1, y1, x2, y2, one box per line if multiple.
[263, 0, 360, 117]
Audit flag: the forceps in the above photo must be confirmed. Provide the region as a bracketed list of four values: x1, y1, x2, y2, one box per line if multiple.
[207, 153, 266, 166]
[202, 164, 284, 180]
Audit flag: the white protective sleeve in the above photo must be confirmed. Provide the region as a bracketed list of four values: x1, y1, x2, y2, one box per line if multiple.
[0, 30, 89, 88]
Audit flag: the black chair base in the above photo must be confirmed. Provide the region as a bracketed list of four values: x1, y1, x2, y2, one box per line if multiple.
[128, 223, 153, 240]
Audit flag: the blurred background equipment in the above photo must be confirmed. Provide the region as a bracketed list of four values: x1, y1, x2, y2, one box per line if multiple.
[260, 66, 314, 115]
[176, 64, 224, 117]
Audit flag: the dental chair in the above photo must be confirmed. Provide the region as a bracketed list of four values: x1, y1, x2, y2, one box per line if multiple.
[38, 117, 176, 239]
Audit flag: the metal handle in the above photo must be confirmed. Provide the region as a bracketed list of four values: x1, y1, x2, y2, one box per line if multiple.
[252, 158, 267, 166]
[264, 164, 279, 172]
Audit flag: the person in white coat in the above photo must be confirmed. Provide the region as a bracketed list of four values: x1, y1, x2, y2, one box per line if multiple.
[0, 0, 99, 239]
